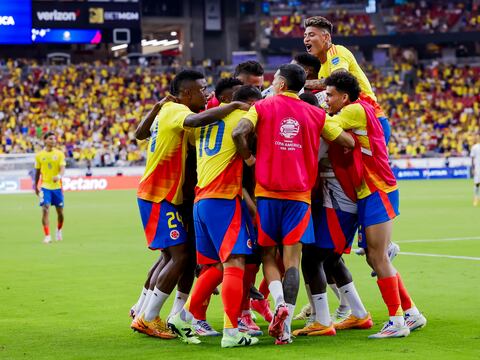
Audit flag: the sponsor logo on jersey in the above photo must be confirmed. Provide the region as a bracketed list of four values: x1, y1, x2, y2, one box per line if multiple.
[331, 56, 340, 65]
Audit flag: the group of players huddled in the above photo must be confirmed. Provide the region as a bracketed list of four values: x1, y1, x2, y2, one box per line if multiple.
[128, 16, 427, 348]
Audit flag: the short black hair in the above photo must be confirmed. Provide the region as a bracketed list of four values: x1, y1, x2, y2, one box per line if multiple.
[299, 92, 319, 107]
[294, 53, 321, 75]
[170, 70, 205, 96]
[304, 16, 333, 34]
[324, 71, 361, 102]
[44, 131, 55, 140]
[232, 85, 263, 103]
[278, 63, 306, 92]
[234, 60, 264, 77]
[215, 77, 243, 98]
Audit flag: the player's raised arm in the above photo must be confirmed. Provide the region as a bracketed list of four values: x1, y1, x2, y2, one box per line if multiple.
[135, 94, 177, 140]
[183, 101, 249, 128]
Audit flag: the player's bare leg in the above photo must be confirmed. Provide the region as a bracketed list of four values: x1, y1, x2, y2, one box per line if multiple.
[55, 206, 64, 241]
[41, 205, 51, 244]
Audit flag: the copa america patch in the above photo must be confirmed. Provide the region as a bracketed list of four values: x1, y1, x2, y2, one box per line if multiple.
[170, 230, 180, 240]
[331, 56, 340, 65]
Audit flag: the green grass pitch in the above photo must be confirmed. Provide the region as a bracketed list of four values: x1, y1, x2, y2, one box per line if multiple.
[0, 179, 479, 359]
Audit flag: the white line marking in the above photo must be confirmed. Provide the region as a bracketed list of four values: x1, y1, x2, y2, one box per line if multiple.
[399, 252, 480, 261]
[396, 236, 480, 244]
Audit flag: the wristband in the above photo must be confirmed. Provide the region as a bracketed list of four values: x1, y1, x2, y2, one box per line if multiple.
[245, 155, 256, 167]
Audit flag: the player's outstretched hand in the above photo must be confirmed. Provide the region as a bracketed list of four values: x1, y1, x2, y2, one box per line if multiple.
[231, 101, 251, 111]
[304, 79, 325, 90]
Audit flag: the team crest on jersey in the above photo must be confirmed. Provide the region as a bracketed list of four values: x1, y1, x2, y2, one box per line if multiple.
[247, 239, 252, 249]
[279, 118, 300, 139]
[331, 56, 340, 65]
[170, 230, 180, 240]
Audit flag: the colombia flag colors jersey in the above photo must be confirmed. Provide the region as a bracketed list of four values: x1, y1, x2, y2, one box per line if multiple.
[136, 102, 193, 205]
[35, 149, 66, 190]
[322, 102, 397, 199]
[318, 44, 385, 118]
[193, 106, 245, 201]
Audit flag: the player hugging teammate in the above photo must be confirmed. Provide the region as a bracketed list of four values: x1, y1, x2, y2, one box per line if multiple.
[128, 15, 426, 348]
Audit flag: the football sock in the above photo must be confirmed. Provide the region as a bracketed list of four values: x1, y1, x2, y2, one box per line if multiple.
[168, 290, 189, 319]
[43, 225, 50, 236]
[377, 275, 404, 325]
[259, 278, 270, 298]
[312, 292, 331, 326]
[187, 265, 223, 320]
[138, 289, 153, 317]
[144, 287, 169, 321]
[268, 280, 284, 308]
[285, 303, 295, 336]
[396, 273, 419, 315]
[222, 266, 244, 329]
[196, 296, 211, 320]
[339, 282, 367, 318]
[134, 287, 148, 314]
[57, 221, 63, 230]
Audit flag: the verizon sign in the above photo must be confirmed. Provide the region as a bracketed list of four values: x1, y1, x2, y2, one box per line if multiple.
[36, 9, 79, 22]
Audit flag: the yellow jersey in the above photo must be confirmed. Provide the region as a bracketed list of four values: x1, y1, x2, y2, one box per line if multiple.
[318, 44, 376, 101]
[137, 102, 193, 204]
[35, 148, 66, 190]
[194, 106, 245, 201]
[322, 103, 397, 199]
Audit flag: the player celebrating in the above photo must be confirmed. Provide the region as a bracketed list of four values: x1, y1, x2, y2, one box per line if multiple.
[322, 72, 427, 339]
[34, 131, 66, 244]
[233, 64, 354, 344]
[303, 16, 391, 143]
[131, 70, 250, 339]
[168, 85, 263, 348]
[471, 135, 480, 206]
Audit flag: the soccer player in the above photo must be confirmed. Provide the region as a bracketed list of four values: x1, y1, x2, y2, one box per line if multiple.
[207, 61, 264, 108]
[471, 135, 480, 206]
[303, 16, 391, 143]
[34, 131, 66, 244]
[130, 70, 250, 339]
[168, 85, 263, 348]
[322, 72, 427, 338]
[232, 64, 354, 344]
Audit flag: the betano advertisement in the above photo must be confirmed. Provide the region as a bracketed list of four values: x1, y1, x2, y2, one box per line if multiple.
[0, 1, 140, 44]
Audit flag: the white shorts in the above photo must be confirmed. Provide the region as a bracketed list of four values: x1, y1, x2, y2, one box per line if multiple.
[474, 169, 480, 184]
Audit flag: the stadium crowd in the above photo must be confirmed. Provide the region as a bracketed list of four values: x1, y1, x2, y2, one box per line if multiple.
[0, 58, 478, 165]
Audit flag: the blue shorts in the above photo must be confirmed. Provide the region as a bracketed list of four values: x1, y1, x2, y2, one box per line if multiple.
[39, 188, 64, 208]
[137, 198, 188, 250]
[378, 116, 391, 145]
[194, 197, 253, 264]
[256, 198, 314, 247]
[312, 204, 358, 254]
[357, 189, 399, 249]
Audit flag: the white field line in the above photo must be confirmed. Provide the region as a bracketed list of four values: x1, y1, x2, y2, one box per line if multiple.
[395, 236, 480, 244]
[398, 252, 480, 261]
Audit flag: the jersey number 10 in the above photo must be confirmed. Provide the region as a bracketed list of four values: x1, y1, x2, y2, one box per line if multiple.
[198, 120, 225, 157]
